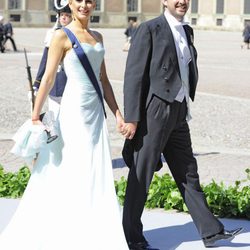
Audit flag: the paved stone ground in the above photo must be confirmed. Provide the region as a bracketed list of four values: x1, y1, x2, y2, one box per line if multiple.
[0, 28, 250, 187]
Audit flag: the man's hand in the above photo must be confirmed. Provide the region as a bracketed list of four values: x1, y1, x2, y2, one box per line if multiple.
[122, 122, 138, 140]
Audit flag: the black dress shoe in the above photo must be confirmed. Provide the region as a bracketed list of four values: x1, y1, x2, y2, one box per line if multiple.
[129, 241, 159, 250]
[203, 227, 243, 247]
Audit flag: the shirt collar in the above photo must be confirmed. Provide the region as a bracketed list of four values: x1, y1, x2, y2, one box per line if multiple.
[164, 10, 189, 28]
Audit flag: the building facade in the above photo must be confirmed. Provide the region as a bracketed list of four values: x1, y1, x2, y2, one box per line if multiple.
[0, 0, 250, 30]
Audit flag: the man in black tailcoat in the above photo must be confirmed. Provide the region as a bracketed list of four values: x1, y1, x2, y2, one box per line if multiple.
[122, 1, 242, 249]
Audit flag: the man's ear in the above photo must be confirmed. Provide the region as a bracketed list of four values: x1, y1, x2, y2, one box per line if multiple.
[162, 0, 168, 8]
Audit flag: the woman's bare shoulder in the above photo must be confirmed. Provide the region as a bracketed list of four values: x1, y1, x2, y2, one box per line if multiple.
[49, 28, 72, 52]
[52, 29, 68, 42]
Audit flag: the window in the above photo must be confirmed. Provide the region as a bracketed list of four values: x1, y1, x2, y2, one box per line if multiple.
[244, 0, 250, 14]
[95, 0, 101, 11]
[10, 14, 21, 21]
[127, 0, 138, 12]
[191, 0, 198, 14]
[191, 18, 197, 25]
[244, 19, 250, 26]
[8, 0, 22, 9]
[50, 15, 57, 22]
[216, 18, 223, 26]
[216, 0, 224, 14]
[90, 16, 100, 23]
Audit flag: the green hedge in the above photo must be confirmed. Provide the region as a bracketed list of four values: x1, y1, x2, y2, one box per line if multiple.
[115, 168, 250, 219]
[0, 165, 31, 198]
[1, 165, 250, 219]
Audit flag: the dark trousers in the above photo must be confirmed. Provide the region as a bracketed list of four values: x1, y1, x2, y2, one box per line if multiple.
[4, 35, 17, 51]
[122, 96, 224, 244]
[0, 34, 5, 52]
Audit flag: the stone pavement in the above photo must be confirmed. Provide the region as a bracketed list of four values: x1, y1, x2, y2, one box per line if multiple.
[0, 28, 250, 186]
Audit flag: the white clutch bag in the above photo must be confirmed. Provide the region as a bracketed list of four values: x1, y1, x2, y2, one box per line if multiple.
[10, 111, 59, 163]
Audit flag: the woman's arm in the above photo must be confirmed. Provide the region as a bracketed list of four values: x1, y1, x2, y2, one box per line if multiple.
[31, 30, 67, 123]
[100, 60, 120, 115]
[100, 58, 125, 133]
[94, 31, 121, 116]
[93, 31, 124, 131]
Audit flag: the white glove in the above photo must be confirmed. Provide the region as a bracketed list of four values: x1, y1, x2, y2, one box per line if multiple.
[27, 88, 38, 103]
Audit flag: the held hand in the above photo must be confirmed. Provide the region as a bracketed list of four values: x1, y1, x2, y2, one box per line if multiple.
[115, 110, 126, 134]
[116, 115, 125, 134]
[122, 122, 138, 140]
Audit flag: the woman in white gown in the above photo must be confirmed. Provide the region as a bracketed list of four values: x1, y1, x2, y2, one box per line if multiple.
[0, 0, 129, 249]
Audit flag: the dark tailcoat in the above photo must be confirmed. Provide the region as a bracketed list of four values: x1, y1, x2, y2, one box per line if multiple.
[123, 15, 198, 124]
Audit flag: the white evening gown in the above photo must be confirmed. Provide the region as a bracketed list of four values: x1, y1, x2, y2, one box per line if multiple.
[0, 41, 128, 250]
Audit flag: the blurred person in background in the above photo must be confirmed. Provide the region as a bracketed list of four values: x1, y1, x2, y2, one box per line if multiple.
[241, 22, 250, 49]
[3, 17, 17, 52]
[0, 16, 5, 53]
[123, 19, 137, 52]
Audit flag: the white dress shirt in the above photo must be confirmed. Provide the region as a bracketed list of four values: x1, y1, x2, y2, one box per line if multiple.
[164, 11, 192, 121]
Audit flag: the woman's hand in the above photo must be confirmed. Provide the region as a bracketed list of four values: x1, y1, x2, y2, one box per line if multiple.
[116, 110, 126, 134]
[31, 118, 43, 126]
